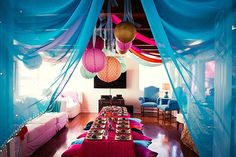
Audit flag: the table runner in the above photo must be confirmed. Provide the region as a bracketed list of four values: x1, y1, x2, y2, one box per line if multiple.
[77, 106, 136, 157]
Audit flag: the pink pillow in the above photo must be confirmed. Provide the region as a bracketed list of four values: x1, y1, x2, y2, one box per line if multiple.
[130, 120, 143, 130]
[61, 144, 81, 157]
[130, 124, 143, 131]
[132, 131, 152, 141]
[135, 144, 158, 157]
[77, 132, 87, 139]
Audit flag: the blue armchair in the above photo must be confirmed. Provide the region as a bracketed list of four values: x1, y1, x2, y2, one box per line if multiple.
[157, 98, 180, 120]
[139, 86, 160, 116]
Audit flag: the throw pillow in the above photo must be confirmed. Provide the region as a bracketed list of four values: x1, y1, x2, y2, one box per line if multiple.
[135, 145, 158, 157]
[134, 140, 152, 148]
[77, 132, 87, 139]
[132, 131, 152, 141]
[83, 121, 93, 130]
[71, 137, 85, 145]
[128, 118, 142, 123]
[61, 144, 81, 157]
[131, 128, 143, 135]
[144, 97, 157, 102]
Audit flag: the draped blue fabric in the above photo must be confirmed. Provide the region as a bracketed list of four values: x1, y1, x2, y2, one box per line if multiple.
[0, 0, 104, 149]
[141, 0, 235, 156]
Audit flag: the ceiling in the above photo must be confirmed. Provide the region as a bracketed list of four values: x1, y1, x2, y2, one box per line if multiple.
[101, 0, 159, 57]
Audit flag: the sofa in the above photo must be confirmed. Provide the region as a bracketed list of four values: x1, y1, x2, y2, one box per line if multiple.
[61, 91, 83, 119]
[12, 101, 68, 157]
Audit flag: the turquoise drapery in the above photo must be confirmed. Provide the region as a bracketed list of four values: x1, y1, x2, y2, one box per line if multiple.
[0, 0, 104, 149]
[141, 0, 235, 156]
[0, 0, 235, 155]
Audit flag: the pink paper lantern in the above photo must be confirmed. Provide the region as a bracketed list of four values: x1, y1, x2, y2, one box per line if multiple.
[82, 48, 106, 73]
[87, 36, 104, 50]
[116, 40, 132, 54]
[97, 56, 121, 83]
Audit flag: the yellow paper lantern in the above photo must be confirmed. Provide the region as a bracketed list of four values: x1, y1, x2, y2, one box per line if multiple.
[97, 56, 121, 83]
[114, 22, 136, 43]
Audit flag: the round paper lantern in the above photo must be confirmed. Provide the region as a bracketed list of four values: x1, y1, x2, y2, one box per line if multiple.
[80, 66, 96, 79]
[120, 63, 127, 73]
[114, 22, 136, 43]
[87, 36, 104, 50]
[82, 48, 106, 73]
[23, 54, 42, 70]
[116, 40, 132, 54]
[97, 56, 121, 83]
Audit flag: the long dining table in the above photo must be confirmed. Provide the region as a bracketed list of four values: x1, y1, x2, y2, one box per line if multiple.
[77, 106, 136, 157]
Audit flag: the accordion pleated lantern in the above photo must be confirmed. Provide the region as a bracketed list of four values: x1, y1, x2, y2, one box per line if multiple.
[80, 65, 96, 79]
[87, 36, 104, 50]
[82, 48, 106, 73]
[114, 22, 136, 43]
[120, 63, 127, 73]
[23, 54, 42, 70]
[116, 40, 132, 54]
[97, 56, 121, 83]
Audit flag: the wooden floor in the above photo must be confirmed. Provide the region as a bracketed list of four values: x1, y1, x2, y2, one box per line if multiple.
[31, 113, 196, 157]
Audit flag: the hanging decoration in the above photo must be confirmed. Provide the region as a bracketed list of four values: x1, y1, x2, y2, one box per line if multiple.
[82, 48, 106, 73]
[129, 46, 162, 63]
[111, 14, 161, 64]
[87, 35, 104, 50]
[97, 56, 121, 82]
[116, 40, 132, 54]
[120, 63, 127, 73]
[112, 14, 156, 46]
[23, 54, 43, 69]
[114, 22, 136, 43]
[80, 65, 96, 79]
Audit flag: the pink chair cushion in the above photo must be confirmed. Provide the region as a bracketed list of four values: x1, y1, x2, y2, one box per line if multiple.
[61, 144, 81, 157]
[135, 144, 158, 157]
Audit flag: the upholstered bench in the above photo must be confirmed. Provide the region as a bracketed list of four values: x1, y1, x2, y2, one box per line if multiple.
[12, 111, 68, 157]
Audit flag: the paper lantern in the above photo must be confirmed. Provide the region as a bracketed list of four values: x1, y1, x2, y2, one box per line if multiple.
[120, 63, 127, 73]
[116, 40, 132, 54]
[114, 22, 136, 43]
[23, 54, 42, 69]
[82, 48, 106, 73]
[80, 66, 96, 79]
[97, 56, 121, 83]
[87, 36, 104, 50]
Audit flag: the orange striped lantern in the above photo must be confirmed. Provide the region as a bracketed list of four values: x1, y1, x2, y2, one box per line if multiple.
[97, 56, 121, 83]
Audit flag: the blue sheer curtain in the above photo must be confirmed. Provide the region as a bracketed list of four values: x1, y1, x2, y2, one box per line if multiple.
[0, 0, 104, 149]
[141, 0, 235, 156]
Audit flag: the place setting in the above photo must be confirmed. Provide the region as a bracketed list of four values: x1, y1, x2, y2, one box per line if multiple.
[86, 132, 104, 140]
[115, 134, 132, 141]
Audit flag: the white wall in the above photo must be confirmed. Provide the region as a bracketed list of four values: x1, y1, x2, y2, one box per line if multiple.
[65, 58, 169, 113]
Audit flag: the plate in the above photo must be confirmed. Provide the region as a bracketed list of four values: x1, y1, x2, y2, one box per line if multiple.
[89, 129, 105, 135]
[118, 117, 128, 121]
[116, 124, 130, 129]
[115, 134, 132, 141]
[97, 117, 107, 121]
[117, 120, 129, 125]
[116, 129, 131, 134]
[86, 133, 103, 140]
[95, 120, 107, 124]
[92, 124, 106, 129]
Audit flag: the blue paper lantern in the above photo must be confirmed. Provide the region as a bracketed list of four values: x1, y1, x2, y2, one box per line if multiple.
[23, 54, 42, 70]
[120, 63, 127, 73]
